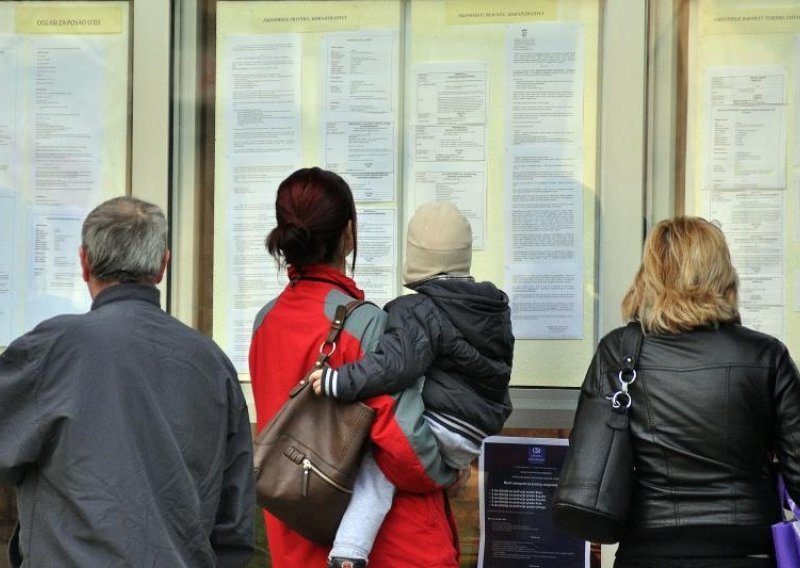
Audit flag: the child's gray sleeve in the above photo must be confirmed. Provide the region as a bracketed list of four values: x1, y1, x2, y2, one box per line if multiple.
[321, 302, 441, 401]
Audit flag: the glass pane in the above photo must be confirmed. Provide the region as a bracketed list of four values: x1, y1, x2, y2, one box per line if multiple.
[212, 0, 601, 389]
[0, 1, 131, 347]
[680, 0, 800, 347]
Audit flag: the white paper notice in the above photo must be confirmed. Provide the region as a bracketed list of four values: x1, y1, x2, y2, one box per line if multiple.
[322, 31, 398, 202]
[0, 192, 17, 345]
[410, 63, 488, 248]
[507, 23, 584, 146]
[29, 38, 104, 208]
[0, 37, 20, 192]
[354, 208, 397, 308]
[709, 190, 785, 340]
[324, 119, 395, 201]
[27, 209, 90, 330]
[226, 206, 286, 372]
[704, 67, 787, 191]
[220, 34, 302, 370]
[324, 31, 395, 114]
[504, 24, 585, 339]
[505, 147, 583, 339]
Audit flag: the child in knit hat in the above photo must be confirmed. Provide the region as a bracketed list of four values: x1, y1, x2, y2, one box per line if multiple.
[310, 201, 514, 568]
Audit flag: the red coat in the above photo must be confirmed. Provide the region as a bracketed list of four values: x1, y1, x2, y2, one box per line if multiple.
[249, 265, 459, 567]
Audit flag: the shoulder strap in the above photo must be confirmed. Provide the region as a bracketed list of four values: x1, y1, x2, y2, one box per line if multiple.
[609, 322, 644, 412]
[620, 322, 645, 374]
[313, 301, 378, 369]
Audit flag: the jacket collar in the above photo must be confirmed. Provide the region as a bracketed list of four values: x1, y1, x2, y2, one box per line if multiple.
[288, 264, 364, 300]
[91, 282, 161, 311]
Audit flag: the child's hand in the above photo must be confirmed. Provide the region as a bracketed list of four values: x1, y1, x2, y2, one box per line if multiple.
[309, 368, 323, 395]
[447, 466, 472, 498]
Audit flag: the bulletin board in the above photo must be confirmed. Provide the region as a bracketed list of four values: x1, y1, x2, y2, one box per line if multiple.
[212, 0, 601, 388]
[0, 1, 131, 348]
[684, 0, 800, 350]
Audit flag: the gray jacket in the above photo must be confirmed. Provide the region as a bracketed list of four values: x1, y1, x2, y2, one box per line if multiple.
[320, 277, 514, 444]
[0, 284, 254, 567]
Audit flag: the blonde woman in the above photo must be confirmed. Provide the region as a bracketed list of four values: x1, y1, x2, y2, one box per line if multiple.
[587, 217, 800, 567]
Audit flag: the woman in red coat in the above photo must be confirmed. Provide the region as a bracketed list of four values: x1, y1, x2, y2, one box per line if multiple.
[249, 167, 460, 568]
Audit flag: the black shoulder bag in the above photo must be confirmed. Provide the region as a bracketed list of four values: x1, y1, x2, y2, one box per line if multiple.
[552, 322, 644, 544]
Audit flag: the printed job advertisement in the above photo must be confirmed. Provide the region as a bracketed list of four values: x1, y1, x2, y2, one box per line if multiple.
[219, 33, 302, 369]
[409, 63, 488, 248]
[738, 276, 784, 340]
[27, 208, 91, 330]
[0, 37, 20, 192]
[224, 204, 285, 372]
[223, 33, 303, 196]
[710, 189, 785, 340]
[0, 192, 16, 346]
[414, 63, 488, 126]
[504, 146, 583, 339]
[323, 31, 397, 114]
[412, 163, 486, 249]
[704, 67, 787, 190]
[29, 38, 104, 208]
[478, 437, 588, 568]
[324, 119, 395, 202]
[412, 64, 488, 162]
[354, 208, 397, 308]
[506, 23, 585, 146]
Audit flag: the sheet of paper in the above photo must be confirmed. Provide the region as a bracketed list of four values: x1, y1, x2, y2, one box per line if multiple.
[324, 119, 395, 201]
[794, 270, 800, 311]
[26, 208, 91, 330]
[507, 23, 585, 146]
[704, 66, 787, 190]
[354, 207, 397, 308]
[219, 33, 303, 370]
[478, 436, 589, 568]
[0, 36, 20, 192]
[710, 189, 785, 339]
[412, 163, 486, 249]
[29, 37, 104, 209]
[504, 23, 585, 340]
[409, 63, 488, 248]
[225, 206, 285, 373]
[323, 31, 396, 114]
[0, 192, 17, 345]
[504, 146, 584, 339]
[322, 31, 398, 202]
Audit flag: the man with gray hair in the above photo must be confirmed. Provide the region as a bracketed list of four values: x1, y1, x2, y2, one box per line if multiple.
[0, 196, 254, 566]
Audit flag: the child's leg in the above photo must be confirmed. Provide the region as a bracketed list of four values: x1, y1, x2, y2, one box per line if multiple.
[424, 418, 482, 469]
[330, 449, 395, 561]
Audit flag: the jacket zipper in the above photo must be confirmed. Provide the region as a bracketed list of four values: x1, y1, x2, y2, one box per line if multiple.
[301, 458, 352, 495]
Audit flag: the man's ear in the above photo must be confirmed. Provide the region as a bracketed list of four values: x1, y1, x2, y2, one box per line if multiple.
[78, 246, 91, 283]
[154, 249, 171, 284]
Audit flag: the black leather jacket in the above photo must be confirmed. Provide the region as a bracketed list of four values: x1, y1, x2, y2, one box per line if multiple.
[582, 323, 800, 558]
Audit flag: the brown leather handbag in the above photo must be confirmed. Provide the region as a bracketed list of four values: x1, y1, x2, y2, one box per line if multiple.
[253, 301, 376, 546]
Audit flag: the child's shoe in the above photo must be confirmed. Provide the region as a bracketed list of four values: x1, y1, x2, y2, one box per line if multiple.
[328, 557, 367, 568]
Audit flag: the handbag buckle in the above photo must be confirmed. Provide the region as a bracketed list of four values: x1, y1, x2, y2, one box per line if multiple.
[607, 368, 636, 409]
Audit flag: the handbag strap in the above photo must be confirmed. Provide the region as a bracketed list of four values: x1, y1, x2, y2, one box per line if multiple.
[292, 301, 373, 396]
[312, 300, 373, 369]
[609, 322, 645, 412]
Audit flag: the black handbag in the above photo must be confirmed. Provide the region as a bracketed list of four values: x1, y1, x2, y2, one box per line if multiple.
[253, 301, 377, 546]
[551, 322, 644, 544]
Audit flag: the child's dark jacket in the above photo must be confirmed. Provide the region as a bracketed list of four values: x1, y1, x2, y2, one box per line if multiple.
[323, 277, 515, 444]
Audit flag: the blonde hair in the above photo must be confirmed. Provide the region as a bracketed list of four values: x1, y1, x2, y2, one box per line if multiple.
[621, 216, 740, 334]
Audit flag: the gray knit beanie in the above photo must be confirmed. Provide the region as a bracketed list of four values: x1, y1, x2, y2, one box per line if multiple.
[403, 201, 473, 286]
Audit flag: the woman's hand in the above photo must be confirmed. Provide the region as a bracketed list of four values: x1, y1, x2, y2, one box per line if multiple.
[309, 368, 323, 395]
